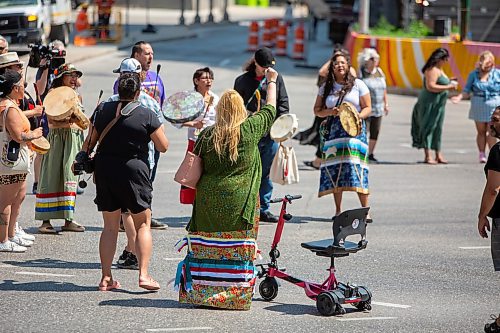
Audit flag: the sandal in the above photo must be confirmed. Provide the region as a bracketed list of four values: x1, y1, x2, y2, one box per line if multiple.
[61, 221, 85, 232]
[424, 158, 437, 165]
[139, 276, 160, 291]
[38, 222, 58, 234]
[304, 161, 320, 170]
[98, 280, 121, 292]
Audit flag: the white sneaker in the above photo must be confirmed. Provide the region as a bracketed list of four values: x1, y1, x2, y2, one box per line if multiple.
[15, 226, 35, 241]
[0, 240, 27, 252]
[9, 235, 33, 247]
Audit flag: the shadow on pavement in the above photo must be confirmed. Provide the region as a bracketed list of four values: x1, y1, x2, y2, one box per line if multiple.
[0, 279, 96, 292]
[99, 298, 193, 309]
[288, 216, 333, 224]
[261, 300, 362, 316]
[4, 258, 101, 270]
[157, 216, 190, 228]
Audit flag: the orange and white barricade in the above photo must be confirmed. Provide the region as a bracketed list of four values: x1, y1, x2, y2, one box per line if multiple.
[275, 21, 287, 56]
[247, 21, 259, 52]
[262, 19, 274, 48]
[291, 22, 305, 60]
[74, 4, 97, 46]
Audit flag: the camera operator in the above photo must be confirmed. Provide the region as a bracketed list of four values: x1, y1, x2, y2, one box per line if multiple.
[34, 40, 66, 100]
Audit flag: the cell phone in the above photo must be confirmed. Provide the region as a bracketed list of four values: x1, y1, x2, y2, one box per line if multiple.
[6, 140, 20, 162]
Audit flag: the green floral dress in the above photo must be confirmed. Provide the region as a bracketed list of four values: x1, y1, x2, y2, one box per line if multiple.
[175, 104, 276, 310]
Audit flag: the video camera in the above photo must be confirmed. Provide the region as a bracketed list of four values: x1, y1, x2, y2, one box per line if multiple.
[28, 43, 66, 69]
[73, 151, 94, 188]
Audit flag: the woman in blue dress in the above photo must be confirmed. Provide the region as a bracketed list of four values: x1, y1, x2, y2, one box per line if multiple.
[452, 51, 500, 163]
[313, 51, 372, 218]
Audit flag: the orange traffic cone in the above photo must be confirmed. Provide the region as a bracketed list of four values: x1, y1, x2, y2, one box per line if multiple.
[74, 4, 96, 46]
[247, 21, 259, 52]
[262, 19, 273, 48]
[275, 21, 287, 56]
[292, 22, 305, 60]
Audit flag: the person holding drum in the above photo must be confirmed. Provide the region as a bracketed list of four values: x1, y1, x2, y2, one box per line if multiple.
[0, 71, 43, 252]
[234, 47, 290, 223]
[35, 63, 86, 234]
[175, 67, 219, 205]
[77, 73, 168, 291]
[313, 51, 372, 219]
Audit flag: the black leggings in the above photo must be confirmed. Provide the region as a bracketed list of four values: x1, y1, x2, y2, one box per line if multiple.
[366, 116, 382, 140]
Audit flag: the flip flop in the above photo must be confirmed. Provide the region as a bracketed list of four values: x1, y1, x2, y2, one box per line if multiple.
[139, 277, 160, 291]
[38, 223, 58, 234]
[98, 280, 121, 292]
[61, 221, 85, 232]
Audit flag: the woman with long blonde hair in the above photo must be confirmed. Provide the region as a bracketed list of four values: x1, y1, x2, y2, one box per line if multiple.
[175, 68, 279, 310]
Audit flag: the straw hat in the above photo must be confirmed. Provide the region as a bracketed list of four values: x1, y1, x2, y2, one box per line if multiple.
[0, 52, 24, 69]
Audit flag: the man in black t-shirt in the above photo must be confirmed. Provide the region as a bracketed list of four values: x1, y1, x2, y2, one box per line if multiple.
[478, 106, 500, 332]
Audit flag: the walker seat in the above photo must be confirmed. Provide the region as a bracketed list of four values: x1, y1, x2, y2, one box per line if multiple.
[301, 207, 370, 257]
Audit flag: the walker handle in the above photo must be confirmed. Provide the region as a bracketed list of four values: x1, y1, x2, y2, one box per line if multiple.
[270, 194, 302, 203]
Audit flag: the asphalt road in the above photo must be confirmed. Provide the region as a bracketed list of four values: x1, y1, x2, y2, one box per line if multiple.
[1, 21, 498, 333]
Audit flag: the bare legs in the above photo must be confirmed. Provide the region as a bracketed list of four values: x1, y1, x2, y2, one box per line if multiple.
[0, 180, 27, 243]
[122, 213, 136, 254]
[475, 121, 497, 154]
[99, 208, 157, 289]
[332, 191, 370, 218]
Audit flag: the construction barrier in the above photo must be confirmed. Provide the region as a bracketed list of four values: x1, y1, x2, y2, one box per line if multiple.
[291, 22, 305, 60]
[247, 21, 259, 52]
[345, 30, 500, 89]
[262, 19, 274, 48]
[85, 5, 123, 43]
[275, 21, 288, 56]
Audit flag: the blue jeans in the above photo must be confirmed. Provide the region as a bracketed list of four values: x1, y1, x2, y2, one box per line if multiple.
[258, 137, 279, 213]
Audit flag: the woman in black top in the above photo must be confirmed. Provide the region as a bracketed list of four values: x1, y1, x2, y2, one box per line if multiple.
[77, 73, 168, 291]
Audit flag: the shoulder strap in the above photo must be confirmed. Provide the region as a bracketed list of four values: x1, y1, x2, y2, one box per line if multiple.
[98, 102, 122, 145]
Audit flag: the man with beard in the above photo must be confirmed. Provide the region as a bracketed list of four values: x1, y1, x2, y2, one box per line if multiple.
[478, 105, 500, 332]
[113, 42, 166, 229]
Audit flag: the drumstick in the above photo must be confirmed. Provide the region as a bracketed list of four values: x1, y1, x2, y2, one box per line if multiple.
[152, 64, 161, 101]
[33, 83, 44, 128]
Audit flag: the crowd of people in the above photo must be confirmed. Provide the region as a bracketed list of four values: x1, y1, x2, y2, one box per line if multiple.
[0, 33, 498, 324]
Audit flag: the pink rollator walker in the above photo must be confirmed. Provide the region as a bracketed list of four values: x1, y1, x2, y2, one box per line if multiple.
[257, 194, 373, 316]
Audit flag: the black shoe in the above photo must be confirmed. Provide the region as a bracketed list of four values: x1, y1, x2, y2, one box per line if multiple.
[368, 154, 378, 163]
[117, 249, 131, 265]
[117, 250, 138, 270]
[485, 314, 500, 333]
[260, 211, 279, 223]
[150, 218, 168, 230]
[303, 160, 320, 170]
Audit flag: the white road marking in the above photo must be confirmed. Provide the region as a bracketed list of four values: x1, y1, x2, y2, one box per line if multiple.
[146, 328, 213, 332]
[372, 301, 411, 309]
[164, 258, 184, 261]
[0, 264, 14, 268]
[336, 317, 397, 322]
[219, 58, 231, 67]
[459, 246, 491, 250]
[16, 271, 74, 278]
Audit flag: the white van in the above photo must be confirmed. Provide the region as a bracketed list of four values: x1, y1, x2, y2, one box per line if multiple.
[0, 0, 72, 47]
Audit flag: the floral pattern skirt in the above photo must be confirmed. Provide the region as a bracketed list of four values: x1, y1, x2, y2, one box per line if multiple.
[175, 207, 260, 310]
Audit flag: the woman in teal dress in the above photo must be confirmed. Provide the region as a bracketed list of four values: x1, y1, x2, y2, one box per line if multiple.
[411, 48, 458, 164]
[175, 68, 279, 310]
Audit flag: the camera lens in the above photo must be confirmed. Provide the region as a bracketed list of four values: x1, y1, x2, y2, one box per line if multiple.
[78, 180, 87, 189]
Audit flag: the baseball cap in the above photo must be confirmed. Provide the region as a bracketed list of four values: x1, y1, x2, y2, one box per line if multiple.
[254, 47, 275, 68]
[112, 58, 142, 74]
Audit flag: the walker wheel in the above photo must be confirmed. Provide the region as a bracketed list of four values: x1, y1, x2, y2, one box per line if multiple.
[259, 277, 278, 301]
[316, 291, 337, 316]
